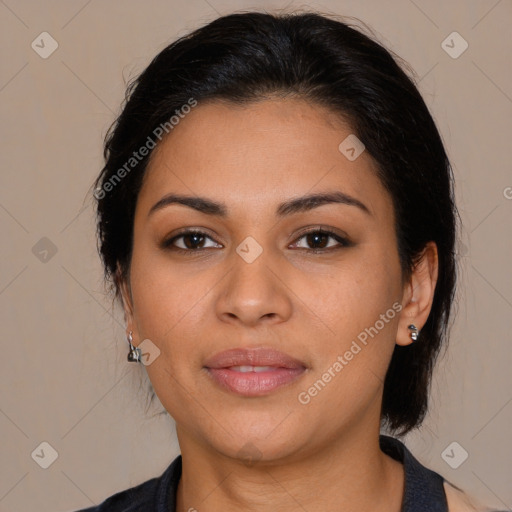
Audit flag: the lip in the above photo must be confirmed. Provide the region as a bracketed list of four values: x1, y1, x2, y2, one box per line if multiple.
[204, 347, 307, 397]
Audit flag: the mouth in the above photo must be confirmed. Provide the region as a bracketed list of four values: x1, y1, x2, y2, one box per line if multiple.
[204, 347, 307, 397]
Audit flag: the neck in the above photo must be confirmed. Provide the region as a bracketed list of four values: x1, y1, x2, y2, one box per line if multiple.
[175, 425, 404, 512]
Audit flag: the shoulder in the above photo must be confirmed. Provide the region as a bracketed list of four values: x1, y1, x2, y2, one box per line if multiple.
[379, 435, 506, 512]
[69, 454, 182, 512]
[71, 475, 159, 512]
[443, 480, 507, 512]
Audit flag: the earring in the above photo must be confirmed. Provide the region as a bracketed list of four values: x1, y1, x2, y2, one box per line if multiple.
[126, 331, 141, 363]
[408, 324, 419, 342]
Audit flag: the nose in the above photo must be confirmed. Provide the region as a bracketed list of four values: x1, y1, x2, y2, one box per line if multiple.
[215, 245, 293, 327]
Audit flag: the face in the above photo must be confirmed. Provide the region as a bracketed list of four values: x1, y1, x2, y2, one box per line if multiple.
[122, 97, 412, 463]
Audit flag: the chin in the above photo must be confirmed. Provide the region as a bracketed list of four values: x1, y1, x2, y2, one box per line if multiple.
[206, 416, 307, 464]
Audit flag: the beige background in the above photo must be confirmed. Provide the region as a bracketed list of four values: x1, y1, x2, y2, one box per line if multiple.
[1, 0, 511, 510]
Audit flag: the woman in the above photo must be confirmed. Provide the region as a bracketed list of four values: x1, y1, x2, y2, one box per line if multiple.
[79, 10, 504, 512]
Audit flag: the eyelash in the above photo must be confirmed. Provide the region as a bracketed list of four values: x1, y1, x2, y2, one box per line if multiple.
[161, 227, 352, 255]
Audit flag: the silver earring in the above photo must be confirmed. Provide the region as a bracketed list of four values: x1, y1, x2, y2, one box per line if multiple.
[126, 331, 141, 363]
[408, 324, 419, 342]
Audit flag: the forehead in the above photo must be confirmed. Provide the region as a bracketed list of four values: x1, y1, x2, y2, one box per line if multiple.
[136, 98, 390, 220]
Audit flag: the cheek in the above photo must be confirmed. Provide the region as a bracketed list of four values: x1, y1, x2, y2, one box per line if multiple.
[295, 262, 402, 421]
[301, 251, 403, 402]
[128, 248, 222, 383]
[302, 251, 401, 336]
[129, 242, 202, 334]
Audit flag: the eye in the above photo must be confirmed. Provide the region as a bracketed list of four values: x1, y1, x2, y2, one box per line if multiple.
[290, 228, 351, 252]
[162, 227, 351, 254]
[162, 229, 222, 252]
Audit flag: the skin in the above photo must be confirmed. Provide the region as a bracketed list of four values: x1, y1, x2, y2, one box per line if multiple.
[119, 97, 438, 512]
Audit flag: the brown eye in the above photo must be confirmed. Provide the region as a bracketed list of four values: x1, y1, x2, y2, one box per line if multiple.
[162, 227, 350, 254]
[305, 231, 330, 249]
[162, 230, 222, 252]
[291, 229, 351, 252]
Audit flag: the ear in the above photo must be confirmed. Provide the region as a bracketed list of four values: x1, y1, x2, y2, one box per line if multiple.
[396, 241, 439, 346]
[116, 264, 138, 342]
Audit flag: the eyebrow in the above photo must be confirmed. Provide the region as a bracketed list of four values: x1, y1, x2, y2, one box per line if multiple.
[148, 191, 371, 218]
